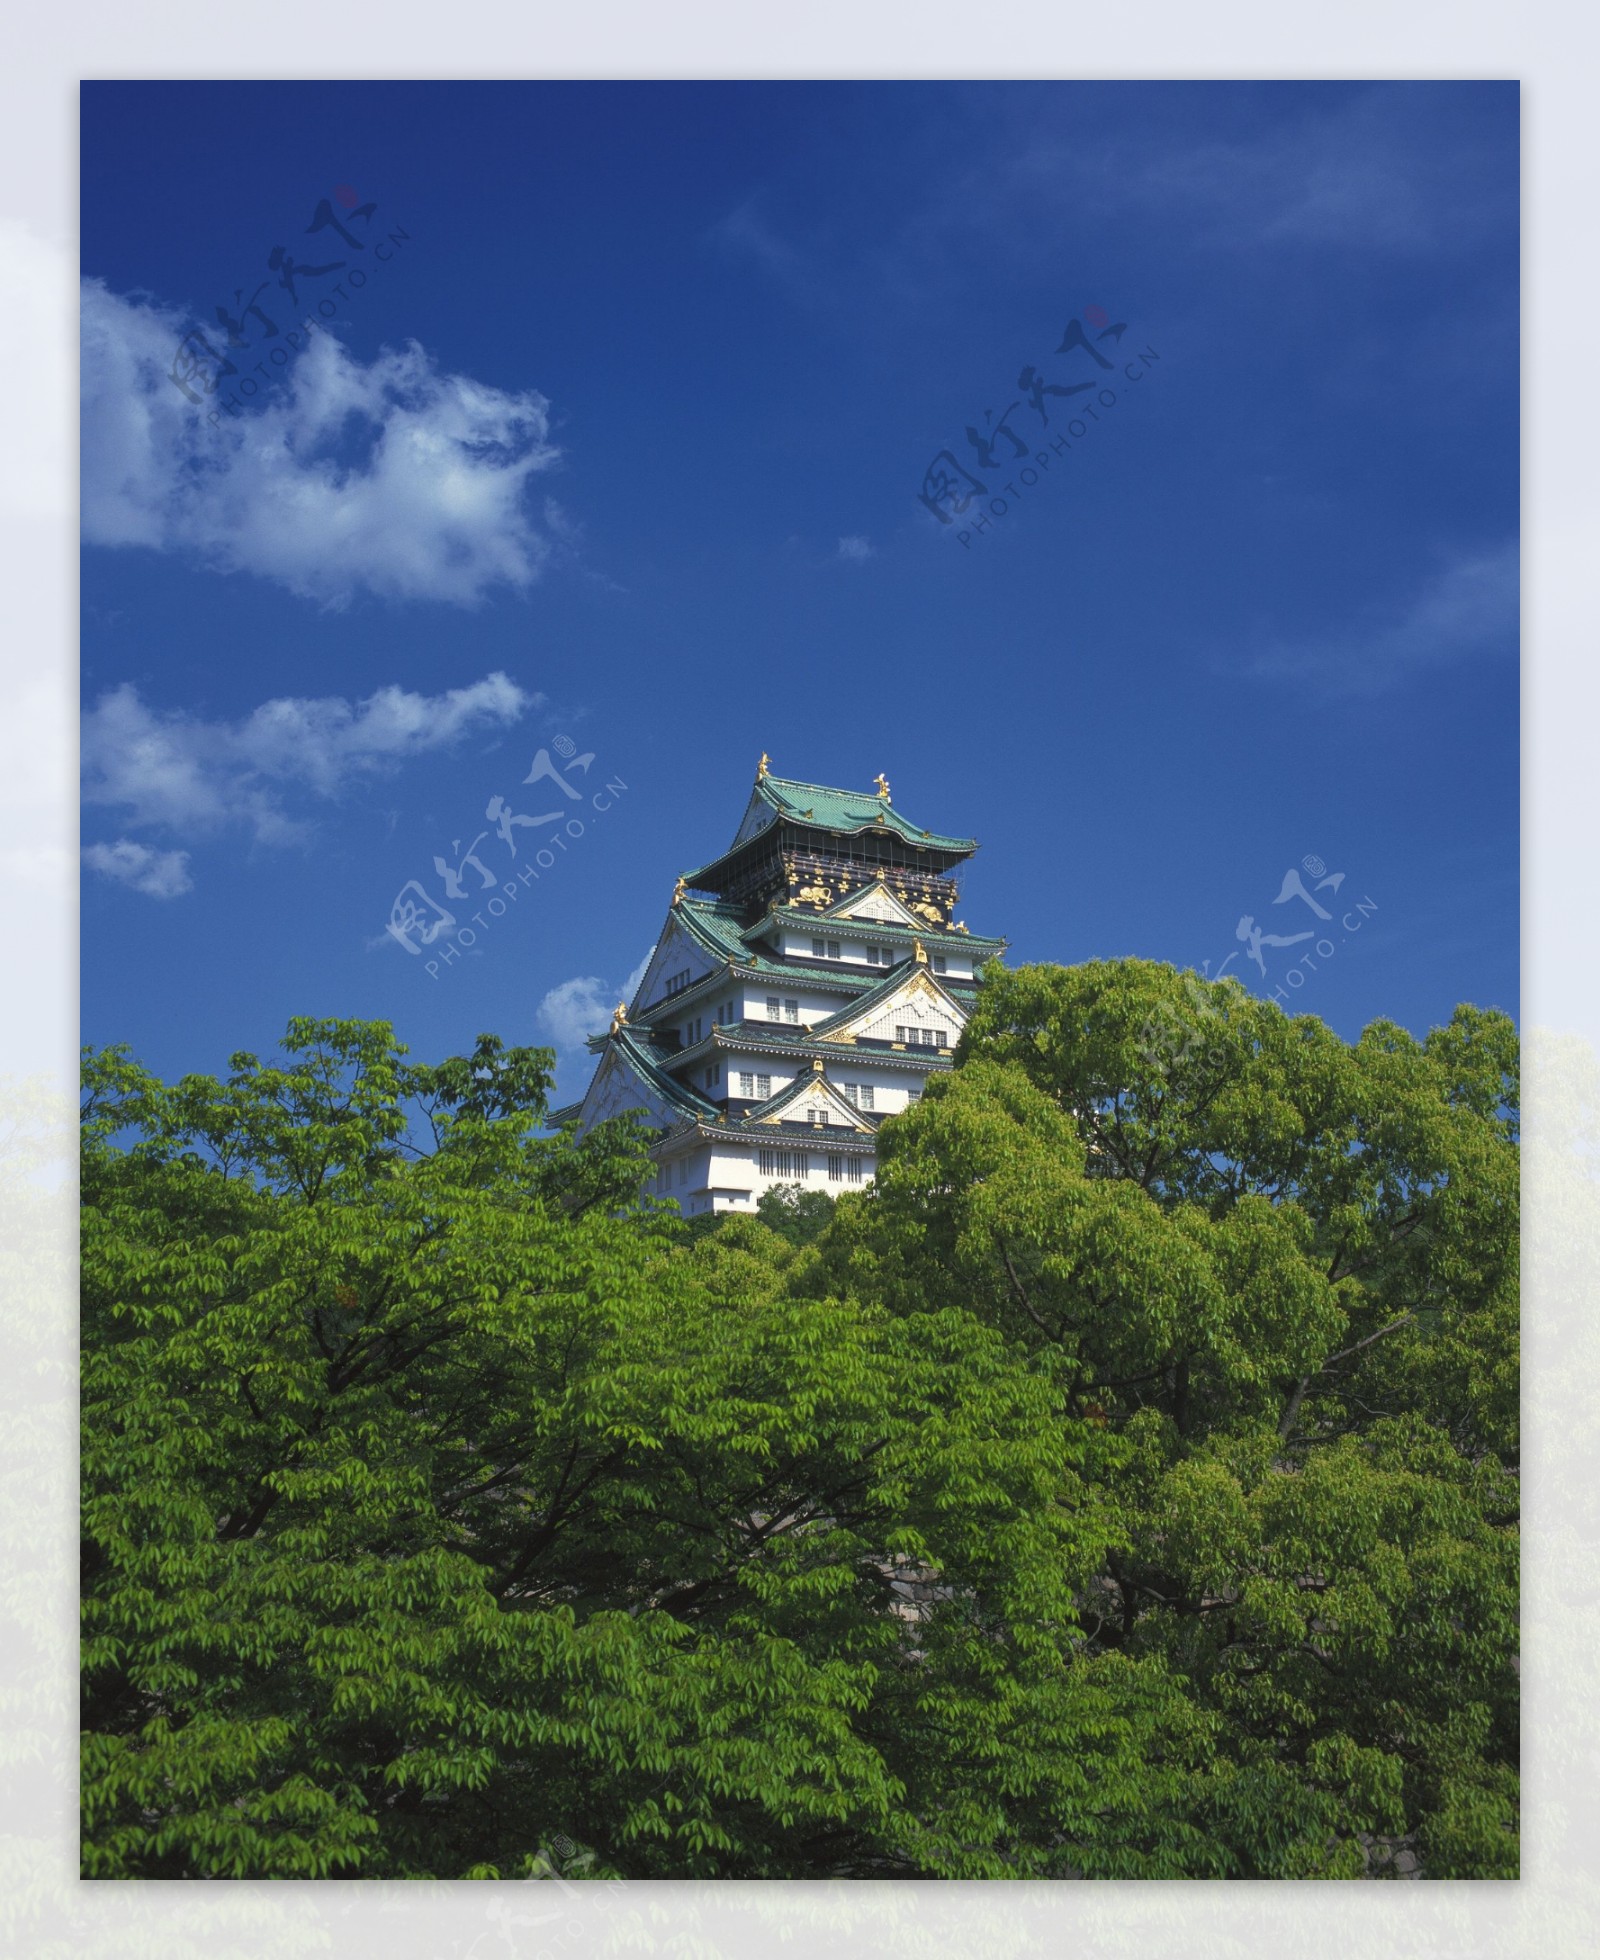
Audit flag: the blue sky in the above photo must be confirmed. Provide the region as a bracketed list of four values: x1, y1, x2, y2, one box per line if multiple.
[79, 80, 1519, 1100]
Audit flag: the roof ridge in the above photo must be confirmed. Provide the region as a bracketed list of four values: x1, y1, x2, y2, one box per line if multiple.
[811, 958, 968, 1037]
[762, 769, 871, 794]
[611, 1025, 720, 1119]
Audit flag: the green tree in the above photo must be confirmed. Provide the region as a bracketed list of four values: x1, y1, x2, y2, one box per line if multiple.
[753, 1181, 836, 1246]
[804, 960, 1518, 1877]
[81, 1017, 1213, 1880]
[82, 968, 1517, 1881]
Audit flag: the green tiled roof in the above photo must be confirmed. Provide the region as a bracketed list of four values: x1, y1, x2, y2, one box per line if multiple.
[809, 962, 969, 1040]
[666, 896, 989, 991]
[738, 1063, 875, 1129]
[603, 1026, 721, 1122]
[754, 772, 977, 853]
[743, 908, 1007, 955]
[667, 1116, 882, 1151]
[663, 1018, 962, 1074]
[634, 903, 982, 1025]
[684, 770, 977, 884]
[674, 897, 757, 964]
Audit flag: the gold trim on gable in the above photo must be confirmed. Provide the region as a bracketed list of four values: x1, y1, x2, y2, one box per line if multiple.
[749, 1074, 876, 1133]
[819, 879, 926, 928]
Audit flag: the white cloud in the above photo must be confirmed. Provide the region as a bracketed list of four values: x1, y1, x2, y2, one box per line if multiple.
[83, 671, 539, 848]
[82, 840, 193, 900]
[534, 975, 617, 1053]
[1236, 541, 1519, 696]
[535, 947, 655, 1055]
[81, 279, 562, 607]
[837, 535, 876, 563]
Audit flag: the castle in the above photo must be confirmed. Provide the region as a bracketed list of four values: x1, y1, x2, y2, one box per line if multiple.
[553, 758, 1004, 1216]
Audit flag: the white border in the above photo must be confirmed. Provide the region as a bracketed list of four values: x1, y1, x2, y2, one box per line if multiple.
[7, 9, 1591, 1954]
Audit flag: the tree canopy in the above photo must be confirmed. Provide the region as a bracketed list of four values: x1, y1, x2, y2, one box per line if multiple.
[81, 963, 1518, 1879]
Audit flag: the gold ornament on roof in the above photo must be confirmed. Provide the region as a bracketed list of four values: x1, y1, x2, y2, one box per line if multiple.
[610, 1001, 628, 1032]
[874, 772, 891, 802]
[757, 752, 770, 778]
[811, 1055, 826, 1073]
[672, 876, 687, 906]
[913, 938, 929, 965]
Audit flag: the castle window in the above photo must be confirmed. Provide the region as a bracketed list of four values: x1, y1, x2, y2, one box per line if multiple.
[810, 1107, 825, 1127]
[783, 998, 799, 1023]
[933, 954, 947, 974]
[739, 1071, 754, 1096]
[827, 1154, 864, 1183]
[664, 969, 692, 996]
[759, 1148, 805, 1178]
[766, 995, 781, 1018]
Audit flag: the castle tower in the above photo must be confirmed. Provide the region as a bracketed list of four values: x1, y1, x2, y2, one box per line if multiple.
[552, 759, 1005, 1216]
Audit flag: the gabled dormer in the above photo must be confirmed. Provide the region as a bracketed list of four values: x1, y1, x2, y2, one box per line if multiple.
[820, 875, 945, 930]
[573, 1027, 717, 1132]
[747, 1059, 877, 1132]
[631, 913, 716, 1016]
[811, 957, 969, 1050]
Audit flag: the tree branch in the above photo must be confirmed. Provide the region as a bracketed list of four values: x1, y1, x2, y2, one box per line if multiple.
[995, 1233, 1060, 1342]
[1323, 1311, 1416, 1371]
[1279, 1312, 1418, 1439]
